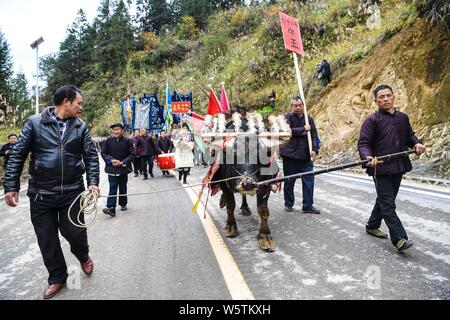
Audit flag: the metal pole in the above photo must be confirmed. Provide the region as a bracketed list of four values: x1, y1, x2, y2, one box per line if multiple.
[257, 150, 416, 186]
[35, 46, 39, 115]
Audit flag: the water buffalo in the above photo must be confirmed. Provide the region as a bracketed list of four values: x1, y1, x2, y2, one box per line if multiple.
[202, 112, 290, 251]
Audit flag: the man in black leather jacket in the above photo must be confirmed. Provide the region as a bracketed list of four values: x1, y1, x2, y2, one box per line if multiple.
[3, 85, 100, 299]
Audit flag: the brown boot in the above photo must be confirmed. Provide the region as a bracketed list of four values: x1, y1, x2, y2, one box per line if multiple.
[43, 283, 65, 299]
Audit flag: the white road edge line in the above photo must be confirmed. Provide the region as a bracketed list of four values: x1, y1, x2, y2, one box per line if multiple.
[172, 171, 254, 300]
[324, 173, 450, 200]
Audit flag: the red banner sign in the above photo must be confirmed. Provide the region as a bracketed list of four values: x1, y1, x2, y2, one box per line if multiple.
[172, 101, 191, 114]
[279, 12, 304, 56]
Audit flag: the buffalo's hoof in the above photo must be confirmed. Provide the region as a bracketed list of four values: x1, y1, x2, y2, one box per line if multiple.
[258, 234, 275, 252]
[224, 225, 238, 237]
[219, 198, 226, 209]
[240, 207, 252, 216]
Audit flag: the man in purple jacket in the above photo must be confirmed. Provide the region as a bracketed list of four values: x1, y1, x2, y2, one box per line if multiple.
[136, 128, 161, 179]
[280, 96, 321, 214]
[358, 84, 426, 251]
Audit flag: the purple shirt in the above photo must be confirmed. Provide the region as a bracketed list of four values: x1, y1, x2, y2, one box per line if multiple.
[279, 112, 319, 160]
[358, 108, 420, 175]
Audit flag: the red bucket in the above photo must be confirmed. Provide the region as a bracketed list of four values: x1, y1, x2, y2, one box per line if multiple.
[157, 153, 176, 170]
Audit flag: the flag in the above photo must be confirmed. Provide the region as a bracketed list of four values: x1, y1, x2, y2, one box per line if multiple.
[126, 98, 133, 120]
[207, 88, 221, 115]
[279, 12, 304, 56]
[165, 80, 173, 128]
[166, 80, 172, 106]
[220, 84, 230, 113]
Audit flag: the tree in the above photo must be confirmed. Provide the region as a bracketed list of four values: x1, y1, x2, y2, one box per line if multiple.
[136, 0, 172, 35]
[9, 72, 31, 125]
[0, 31, 13, 98]
[92, 0, 136, 76]
[41, 9, 96, 103]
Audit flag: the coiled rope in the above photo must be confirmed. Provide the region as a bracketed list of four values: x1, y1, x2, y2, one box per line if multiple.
[68, 175, 241, 228]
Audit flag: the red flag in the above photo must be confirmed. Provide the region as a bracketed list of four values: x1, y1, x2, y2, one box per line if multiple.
[207, 89, 221, 115]
[279, 12, 304, 56]
[220, 84, 230, 113]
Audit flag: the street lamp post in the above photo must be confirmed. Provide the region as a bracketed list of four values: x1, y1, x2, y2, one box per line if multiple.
[30, 37, 44, 115]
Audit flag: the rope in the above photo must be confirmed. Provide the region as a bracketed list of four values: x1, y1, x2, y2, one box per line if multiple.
[67, 189, 100, 228]
[68, 175, 240, 228]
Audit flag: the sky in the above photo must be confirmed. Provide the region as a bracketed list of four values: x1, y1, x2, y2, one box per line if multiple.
[0, 0, 102, 90]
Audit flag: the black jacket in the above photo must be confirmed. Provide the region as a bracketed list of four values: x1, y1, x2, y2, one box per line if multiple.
[158, 137, 174, 153]
[0, 143, 15, 168]
[3, 107, 100, 194]
[319, 61, 331, 76]
[101, 136, 135, 175]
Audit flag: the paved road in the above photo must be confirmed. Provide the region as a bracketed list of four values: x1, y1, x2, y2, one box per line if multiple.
[0, 162, 449, 300]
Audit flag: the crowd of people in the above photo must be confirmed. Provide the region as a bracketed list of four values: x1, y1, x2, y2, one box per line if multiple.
[99, 122, 196, 216]
[1, 83, 427, 299]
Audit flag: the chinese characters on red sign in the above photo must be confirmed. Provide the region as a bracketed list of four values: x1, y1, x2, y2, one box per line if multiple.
[279, 12, 304, 56]
[171, 101, 191, 114]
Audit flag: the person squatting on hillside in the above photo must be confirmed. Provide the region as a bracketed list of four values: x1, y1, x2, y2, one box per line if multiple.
[3, 85, 100, 299]
[101, 123, 135, 217]
[317, 59, 331, 87]
[358, 84, 426, 252]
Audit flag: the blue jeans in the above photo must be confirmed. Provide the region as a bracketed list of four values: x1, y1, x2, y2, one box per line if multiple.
[107, 174, 128, 208]
[283, 157, 314, 209]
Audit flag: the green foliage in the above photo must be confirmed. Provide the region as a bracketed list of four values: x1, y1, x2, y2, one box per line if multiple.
[415, 0, 450, 33]
[230, 7, 262, 37]
[143, 35, 191, 70]
[136, 0, 172, 35]
[176, 16, 200, 40]
[0, 31, 13, 98]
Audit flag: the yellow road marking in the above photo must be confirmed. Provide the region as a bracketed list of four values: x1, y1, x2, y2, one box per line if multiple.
[176, 172, 255, 300]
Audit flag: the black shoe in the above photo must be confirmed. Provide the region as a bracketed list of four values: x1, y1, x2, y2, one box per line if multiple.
[120, 206, 127, 211]
[150, 172, 154, 178]
[302, 206, 321, 214]
[103, 207, 116, 217]
[284, 206, 294, 212]
[396, 238, 413, 251]
[143, 177, 148, 180]
[183, 179, 187, 184]
[134, 174, 138, 177]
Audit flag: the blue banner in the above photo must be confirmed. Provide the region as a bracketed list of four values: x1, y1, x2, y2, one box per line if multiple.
[121, 97, 136, 131]
[171, 91, 193, 124]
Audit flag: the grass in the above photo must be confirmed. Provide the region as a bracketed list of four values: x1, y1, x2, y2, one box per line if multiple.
[86, 0, 420, 130]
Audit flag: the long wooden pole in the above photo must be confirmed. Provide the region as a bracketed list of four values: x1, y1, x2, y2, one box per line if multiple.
[258, 150, 416, 186]
[292, 52, 313, 157]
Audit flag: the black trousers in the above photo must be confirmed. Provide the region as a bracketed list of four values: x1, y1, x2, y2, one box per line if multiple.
[28, 189, 89, 285]
[132, 156, 141, 174]
[140, 155, 154, 177]
[367, 173, 407, 245]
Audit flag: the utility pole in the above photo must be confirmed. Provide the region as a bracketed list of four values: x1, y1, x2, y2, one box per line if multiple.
[30, 37, 44, 115]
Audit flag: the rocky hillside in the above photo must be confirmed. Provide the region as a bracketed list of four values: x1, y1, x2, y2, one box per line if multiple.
[309, 18, 449, 178]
